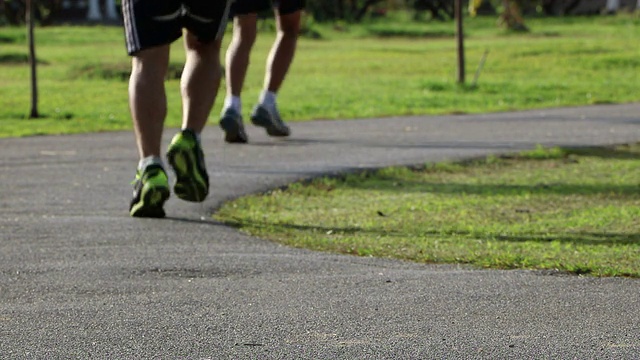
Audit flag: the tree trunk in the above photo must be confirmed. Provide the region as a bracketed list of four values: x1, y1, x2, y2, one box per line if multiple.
[606, 0, 620, 12]
[355, 0, 381, 22]
[26, 0, 39, 119]
[337, 0, 344, 19]
[105, 0, 118, 20]
[87, 0, 103, 21]
[500, 0, 528, 31]
[455, 0, 465, 84]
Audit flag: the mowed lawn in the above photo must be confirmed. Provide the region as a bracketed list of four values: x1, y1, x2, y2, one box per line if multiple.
[215, 145, 640, 277]
[1, 14, 640, 137]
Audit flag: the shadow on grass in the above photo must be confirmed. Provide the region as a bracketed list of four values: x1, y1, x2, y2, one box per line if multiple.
[223, 219, 640, 247]
[336, 180, 640, 196]
[564, 144, 640, 160]
[365, 28, 454, 38]
[311, 143, 640, 195]
[0, 53, 48, 65]
[517, 46, 611, 58]
[0, 111, 74, 122]
[68, 62, 185, 81]
[218, 143, 640, 256]
[0, 35, 17, 43]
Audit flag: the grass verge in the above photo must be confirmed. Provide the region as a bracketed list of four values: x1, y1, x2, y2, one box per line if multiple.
[214, 143, 640, 277]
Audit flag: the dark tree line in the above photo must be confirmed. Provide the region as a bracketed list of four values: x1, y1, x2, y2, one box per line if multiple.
[1, 0, 634, 26]
[1, 0, 62, 25]
[305, 0, 634, 22]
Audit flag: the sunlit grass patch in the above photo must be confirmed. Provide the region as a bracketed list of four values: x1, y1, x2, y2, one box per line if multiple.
[215, 144, 640, 277]
[1, 15, 640, 137]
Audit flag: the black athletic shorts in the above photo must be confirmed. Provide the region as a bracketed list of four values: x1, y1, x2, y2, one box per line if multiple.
[122, 0, 231, 55]
[231, 0, 306, 16]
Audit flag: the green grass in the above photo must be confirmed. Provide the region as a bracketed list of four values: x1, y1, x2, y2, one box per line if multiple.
[1, 14, 640, 137]
[215, 144, 640, 277]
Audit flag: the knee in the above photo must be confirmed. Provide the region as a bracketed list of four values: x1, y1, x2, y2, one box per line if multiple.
[277, 12, 302, 37]
[232, 22, 257, 50]
[279, 27, 299, 39]
[233, 32, 256, 52]
[185, 33, 221, 59]
[131, 47, 169, 77]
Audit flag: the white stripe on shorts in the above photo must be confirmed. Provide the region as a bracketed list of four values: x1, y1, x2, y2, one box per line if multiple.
[122, 0, 140, 53]
[217, 0, 233, 40]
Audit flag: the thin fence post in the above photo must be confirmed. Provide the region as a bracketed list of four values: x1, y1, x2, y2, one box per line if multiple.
[26, 0, 39, 118]
[455, 0, 465, 84]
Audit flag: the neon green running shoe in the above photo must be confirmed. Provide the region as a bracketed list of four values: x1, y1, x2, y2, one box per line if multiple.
[129, 164, 170, 218]
[166, 129, 209, 202]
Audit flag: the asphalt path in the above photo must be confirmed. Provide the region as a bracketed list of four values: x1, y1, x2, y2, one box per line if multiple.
[1, 104, 640, 359]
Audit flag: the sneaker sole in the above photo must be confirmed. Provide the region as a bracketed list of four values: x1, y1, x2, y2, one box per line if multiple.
[250, 113, 290, 137]
[220, 116, 248, 143]
[130, 183, 170, 218]
[166, 146, 208, 202]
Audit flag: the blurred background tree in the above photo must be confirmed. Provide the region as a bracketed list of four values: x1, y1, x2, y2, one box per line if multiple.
[2, 0, 639, 27]
[1, 0, 119, 25]
[305, 0, 387, 21]
[477, 0, 529, 31]
[1, 0, 62, 25]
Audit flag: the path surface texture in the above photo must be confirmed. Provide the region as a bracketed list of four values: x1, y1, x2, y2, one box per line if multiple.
[1, 104, 640, 359]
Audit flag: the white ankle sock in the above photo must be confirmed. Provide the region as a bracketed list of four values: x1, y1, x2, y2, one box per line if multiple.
[138, 156, 163, 171]
[223, 95, 242, 113]
[259, 90, 277, 111]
